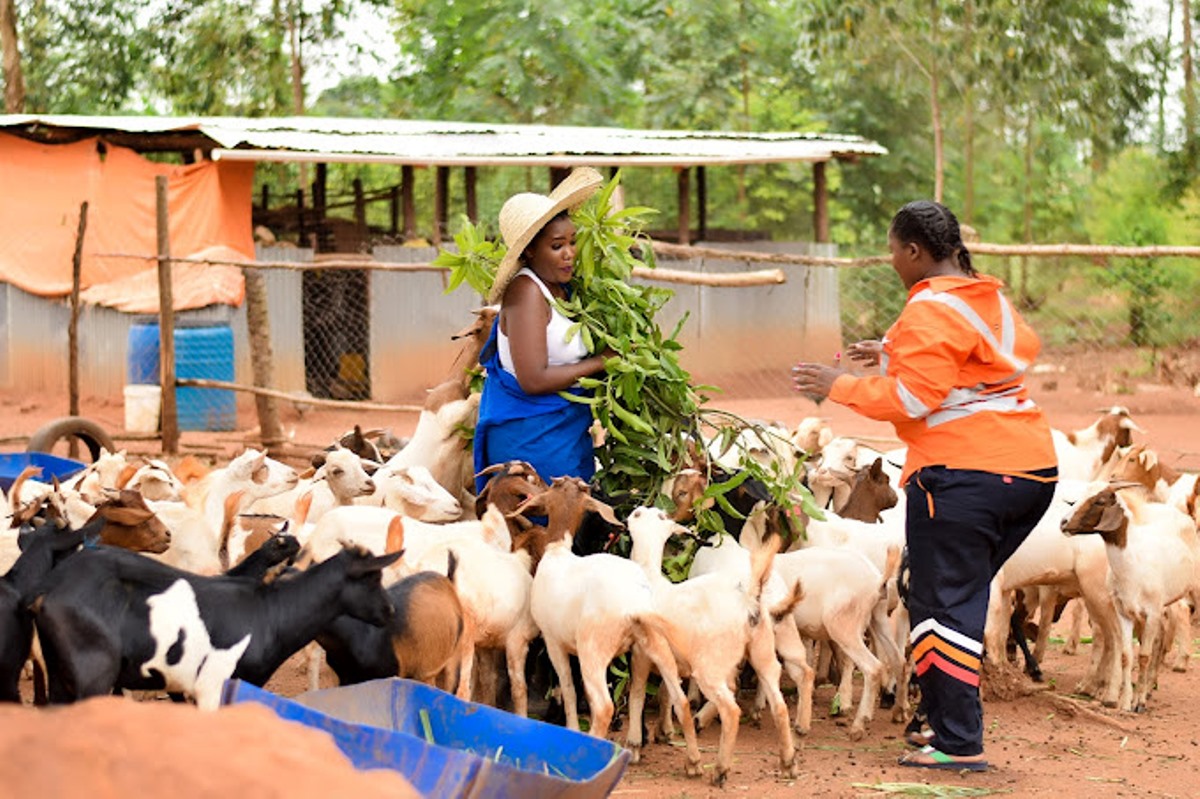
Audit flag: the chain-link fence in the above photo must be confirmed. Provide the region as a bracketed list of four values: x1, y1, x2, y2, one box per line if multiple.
[839, 255, 1200, 394]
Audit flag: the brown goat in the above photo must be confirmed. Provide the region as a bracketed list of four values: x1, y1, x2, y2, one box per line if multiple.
[836, 458, 898, 523]
[86, 491, 172, 553]
[383, 514, 470, 691]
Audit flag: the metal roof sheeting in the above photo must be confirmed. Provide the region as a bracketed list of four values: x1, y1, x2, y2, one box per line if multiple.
[0, 114, 886, 167]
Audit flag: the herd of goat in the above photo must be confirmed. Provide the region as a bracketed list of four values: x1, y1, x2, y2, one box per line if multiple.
[1, 380, 1198, 784]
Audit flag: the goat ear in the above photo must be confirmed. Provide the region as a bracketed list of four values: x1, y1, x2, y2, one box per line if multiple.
[361, 459, 381, 476]
[585, 496, 623, 527]
[355, 549, 403, 574]
[1106, 480, 1143, 491]
[1096, 502, 1126, 534]
[310, 451, 328, 470]
[868, 457, 884, 479]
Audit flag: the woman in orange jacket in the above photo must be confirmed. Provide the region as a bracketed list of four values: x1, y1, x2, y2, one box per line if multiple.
[792, 200, 1057, 771]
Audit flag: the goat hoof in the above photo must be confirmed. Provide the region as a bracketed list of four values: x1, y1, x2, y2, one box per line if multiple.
[848, 726, 866, 742]
[685, 760, 704, 779]
[781, 757, 800, 779]
[1029, 670, 1044, 683]
[627, 745, 642, 764]
[711, 769, 729, 787]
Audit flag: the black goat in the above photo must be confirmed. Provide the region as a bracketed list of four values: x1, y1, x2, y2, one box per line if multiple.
[30, 544, 399, 709]
[0, 519, 100, 701]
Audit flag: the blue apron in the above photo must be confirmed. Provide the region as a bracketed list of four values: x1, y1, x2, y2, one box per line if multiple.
[473, 320, 595, 494]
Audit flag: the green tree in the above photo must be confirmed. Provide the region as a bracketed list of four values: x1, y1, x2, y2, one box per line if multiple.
[18, 0, 152, 112]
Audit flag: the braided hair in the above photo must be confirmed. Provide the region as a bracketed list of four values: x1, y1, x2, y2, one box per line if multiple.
[889, 200, 976, 276]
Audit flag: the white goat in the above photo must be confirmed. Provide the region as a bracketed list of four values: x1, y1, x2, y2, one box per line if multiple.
[526, 479, 703, 776]
[1060, 482, 1200, 711]
[1053, 406, 1142, 481]
[626, 506, 798, 784]
[248, 445, 376, 522]
[772, 544, 902, 740]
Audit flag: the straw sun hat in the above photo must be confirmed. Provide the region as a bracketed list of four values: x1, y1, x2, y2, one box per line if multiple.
[488, 167, 605, 303]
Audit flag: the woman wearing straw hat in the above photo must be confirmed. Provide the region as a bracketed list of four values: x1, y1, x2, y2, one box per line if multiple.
[473, 168, 614, 493]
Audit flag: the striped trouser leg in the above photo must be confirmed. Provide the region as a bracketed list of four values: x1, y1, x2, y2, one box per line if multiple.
[904, 468, 1002, 756]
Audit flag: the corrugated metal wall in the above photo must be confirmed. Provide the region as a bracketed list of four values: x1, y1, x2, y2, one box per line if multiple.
[0, 241, 838, 403]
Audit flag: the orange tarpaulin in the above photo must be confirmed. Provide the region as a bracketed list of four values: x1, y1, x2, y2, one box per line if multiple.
[0, 132, 253, 311]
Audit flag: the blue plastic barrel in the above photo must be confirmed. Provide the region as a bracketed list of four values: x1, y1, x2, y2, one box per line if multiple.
[126, 322, 236, 432]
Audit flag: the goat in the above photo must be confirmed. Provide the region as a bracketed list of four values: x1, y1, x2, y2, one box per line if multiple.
[30, 544, 400, 710]
[315, 536, 467, 693]
[1060, 482, 1199, 711]
[0, 519, 100, 701]
[382, 379, 480, 508]
[525, 477, 704, 776]
[772, 544, 902, 740]
[248, 445, 376, 523]
[626, 506, 799, 784]
[1053, 406, 1142, 481]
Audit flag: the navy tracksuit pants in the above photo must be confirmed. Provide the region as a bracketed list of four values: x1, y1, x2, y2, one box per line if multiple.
[905, 465, 1056, 756]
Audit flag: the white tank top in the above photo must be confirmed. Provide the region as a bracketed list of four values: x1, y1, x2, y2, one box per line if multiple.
[498, 268, 588, 374]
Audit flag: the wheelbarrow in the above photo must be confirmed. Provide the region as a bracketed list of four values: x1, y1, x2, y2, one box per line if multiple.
[0, 416, 116, 494]
[221, 678, 630, 799]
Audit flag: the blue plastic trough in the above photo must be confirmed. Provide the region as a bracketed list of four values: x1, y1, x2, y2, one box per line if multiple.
[220, 678, 630, 799]
[0, 452, 86, 494]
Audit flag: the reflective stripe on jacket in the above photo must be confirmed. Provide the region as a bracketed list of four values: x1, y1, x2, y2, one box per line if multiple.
[828, 274, 1057, 485]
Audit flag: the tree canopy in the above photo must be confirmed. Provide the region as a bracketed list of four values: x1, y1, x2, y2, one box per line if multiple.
[0, 0, 1195, 248]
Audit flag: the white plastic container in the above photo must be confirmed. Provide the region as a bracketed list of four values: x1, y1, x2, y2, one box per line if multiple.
[123, 384, 162, 433]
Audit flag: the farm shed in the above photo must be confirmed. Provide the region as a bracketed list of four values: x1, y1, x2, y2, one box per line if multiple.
[0, 115, 885, 402]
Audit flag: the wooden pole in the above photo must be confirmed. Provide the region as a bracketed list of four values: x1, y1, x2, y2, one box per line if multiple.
[813, 161, 829, 243]
[295, 188, 307, 248]
[434, 166, 449, 246]
[260, 183, 270, 211]
[677, 167, 691, 245]
[177, 377, 422, 413]
[401, 165, 416, 241]
[314, 163, 328, 251]
[68, 202, 87, 446]
[465, 166, 478, 224]
[155, 176, 179, 455]
[697, 166, 708, 242]
[242, 266, 286, 453]
[352, 177, 366, 238]
[389, 185, 400, 235]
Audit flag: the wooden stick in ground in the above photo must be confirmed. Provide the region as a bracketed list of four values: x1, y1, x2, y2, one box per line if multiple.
[156, 176, 180, 456]
[68, 201, 88, 441]
[242, 267, 286, 456]
[176, 378, 423, 413]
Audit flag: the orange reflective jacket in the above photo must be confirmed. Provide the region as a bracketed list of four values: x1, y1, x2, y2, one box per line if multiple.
[829, 274, 1057, 485]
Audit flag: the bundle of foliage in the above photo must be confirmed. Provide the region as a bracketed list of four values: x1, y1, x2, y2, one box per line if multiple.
[437, 173, 819, 556]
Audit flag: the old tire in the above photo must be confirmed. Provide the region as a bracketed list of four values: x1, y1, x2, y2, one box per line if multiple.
[26, 416, 116, 463]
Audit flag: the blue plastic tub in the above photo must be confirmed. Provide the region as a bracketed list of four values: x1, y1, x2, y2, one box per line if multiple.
[127, 322, 236, 432]
[0, 452, 86, 493]
[221, 678, 630, 799]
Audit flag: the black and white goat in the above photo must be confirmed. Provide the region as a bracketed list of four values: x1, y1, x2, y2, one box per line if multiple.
[30, 543, 399, 710]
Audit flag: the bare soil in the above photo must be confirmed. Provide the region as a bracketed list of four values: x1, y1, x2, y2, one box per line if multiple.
[3, 364, 1198, 799]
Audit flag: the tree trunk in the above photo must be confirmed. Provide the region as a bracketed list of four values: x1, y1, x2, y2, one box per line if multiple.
[1017, 114, 1035, 308]
[0, 0, 25, 113]
[244, 268, 286, 454]
[1158, 0, 1176, 152]
[1184, 0, 1196, 147]
[962, 0, 976, 223]
[287, 2, 308, 190]
[930, 0, 944, 203]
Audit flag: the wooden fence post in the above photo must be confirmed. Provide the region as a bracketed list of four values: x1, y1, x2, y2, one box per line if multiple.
[243, 266, 285, 455]
[156, 176, 179, 455]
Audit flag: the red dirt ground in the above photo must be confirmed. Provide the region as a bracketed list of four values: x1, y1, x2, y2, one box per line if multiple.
[3, 364, 1198, 798]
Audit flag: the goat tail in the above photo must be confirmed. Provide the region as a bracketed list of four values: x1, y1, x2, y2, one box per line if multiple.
[748, 528, 782, 605]
[630, 612, 687, 665]
[769, 578, 805, 624]
[882, 544, 902, 585]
